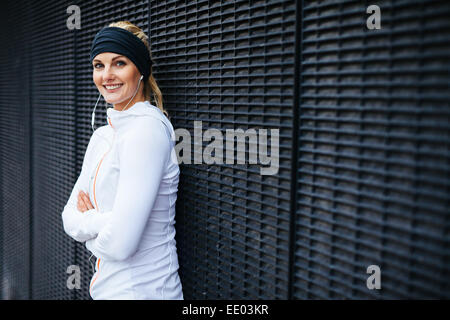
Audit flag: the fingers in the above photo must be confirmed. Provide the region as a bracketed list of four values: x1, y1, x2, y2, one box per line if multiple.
[77, 190, 94, 212]
[83, 191, 94, 210]
[77, 191, 87, 212]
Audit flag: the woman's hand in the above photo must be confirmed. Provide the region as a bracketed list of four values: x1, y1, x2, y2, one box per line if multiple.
[77, 190, 95, 213]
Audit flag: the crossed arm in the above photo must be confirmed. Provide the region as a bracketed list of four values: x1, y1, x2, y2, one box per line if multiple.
[61, 135, 111, 242]
[85, 120, 170, 261]
[62, 117, 171, 261]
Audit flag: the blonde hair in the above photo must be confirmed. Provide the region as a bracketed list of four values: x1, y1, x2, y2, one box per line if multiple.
[108, 21, 168, 118]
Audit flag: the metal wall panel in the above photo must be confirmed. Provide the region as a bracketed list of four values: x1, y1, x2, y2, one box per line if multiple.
[0, 2, 4, 300]
[149, 0, 296, 299]
[0, 1, 33, 300]
[294, 0, 450, 299]
[0, 0, 449, 300]
[29, 0, 78, 300]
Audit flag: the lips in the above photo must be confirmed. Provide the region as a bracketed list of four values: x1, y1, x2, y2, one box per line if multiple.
[103, 83, 123, 92]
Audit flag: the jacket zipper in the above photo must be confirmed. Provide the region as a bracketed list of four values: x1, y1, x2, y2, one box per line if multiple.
[89, 258, 101, 295]
[92, 119, 115, 212]
[89, 118, 115, 296]
[92, 150, 111, 211]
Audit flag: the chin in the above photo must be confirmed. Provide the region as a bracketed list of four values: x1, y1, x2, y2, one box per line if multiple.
[103, 94, 125, 105]
[104, 97, 119, 104]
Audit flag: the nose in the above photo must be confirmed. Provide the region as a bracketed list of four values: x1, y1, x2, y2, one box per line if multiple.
[102, 64, 116, 82]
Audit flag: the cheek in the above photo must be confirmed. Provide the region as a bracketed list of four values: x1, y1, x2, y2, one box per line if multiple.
[121, 67, 138, 84]
[93, 73, 101, 86]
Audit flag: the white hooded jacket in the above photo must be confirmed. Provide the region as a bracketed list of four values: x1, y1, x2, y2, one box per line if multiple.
[61, 100, 183, 300]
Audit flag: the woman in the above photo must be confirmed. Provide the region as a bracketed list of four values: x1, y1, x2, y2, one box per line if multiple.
[61, 21, 183, 300]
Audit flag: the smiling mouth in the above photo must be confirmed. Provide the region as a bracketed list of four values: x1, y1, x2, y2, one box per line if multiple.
[103, 84, 123, 91]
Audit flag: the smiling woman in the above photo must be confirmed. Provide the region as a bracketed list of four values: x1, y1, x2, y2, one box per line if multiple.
[92, 21, 168, 116]
[61, 21, 183, 300]
[92, 52, 144, 111]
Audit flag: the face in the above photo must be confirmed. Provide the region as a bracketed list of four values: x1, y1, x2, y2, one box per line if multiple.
[92, 52, 144, 110]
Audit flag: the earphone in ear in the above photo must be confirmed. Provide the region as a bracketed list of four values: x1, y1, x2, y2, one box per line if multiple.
[140, 75, 143, 81]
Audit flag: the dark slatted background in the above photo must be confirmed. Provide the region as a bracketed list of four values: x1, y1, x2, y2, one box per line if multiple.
[294, 0, 450, 299]
[0, 0, 448, 299]
[28, 0, 78, 300]
[0, 1, 33, 299]
[150, 0, 296, 299]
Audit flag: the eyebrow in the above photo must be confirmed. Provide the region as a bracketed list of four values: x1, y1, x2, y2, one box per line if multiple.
[93, 55, 125, 63]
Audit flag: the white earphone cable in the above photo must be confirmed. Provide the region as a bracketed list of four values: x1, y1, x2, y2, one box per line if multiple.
[90, 75, 144, 148]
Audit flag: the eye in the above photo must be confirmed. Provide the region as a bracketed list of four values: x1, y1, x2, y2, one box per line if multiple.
[93, 61, 125, 69]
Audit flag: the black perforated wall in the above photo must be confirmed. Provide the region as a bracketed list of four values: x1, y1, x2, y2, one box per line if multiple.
[294, 0, 450, 299]
[0, 0, 448, 299]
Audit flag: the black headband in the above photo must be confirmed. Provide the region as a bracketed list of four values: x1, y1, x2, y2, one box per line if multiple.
[90, 26, 153, 80]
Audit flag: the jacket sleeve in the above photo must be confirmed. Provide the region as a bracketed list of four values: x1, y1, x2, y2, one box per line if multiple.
[61, 132, 111, 242]
[85, 118, 170, 261]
